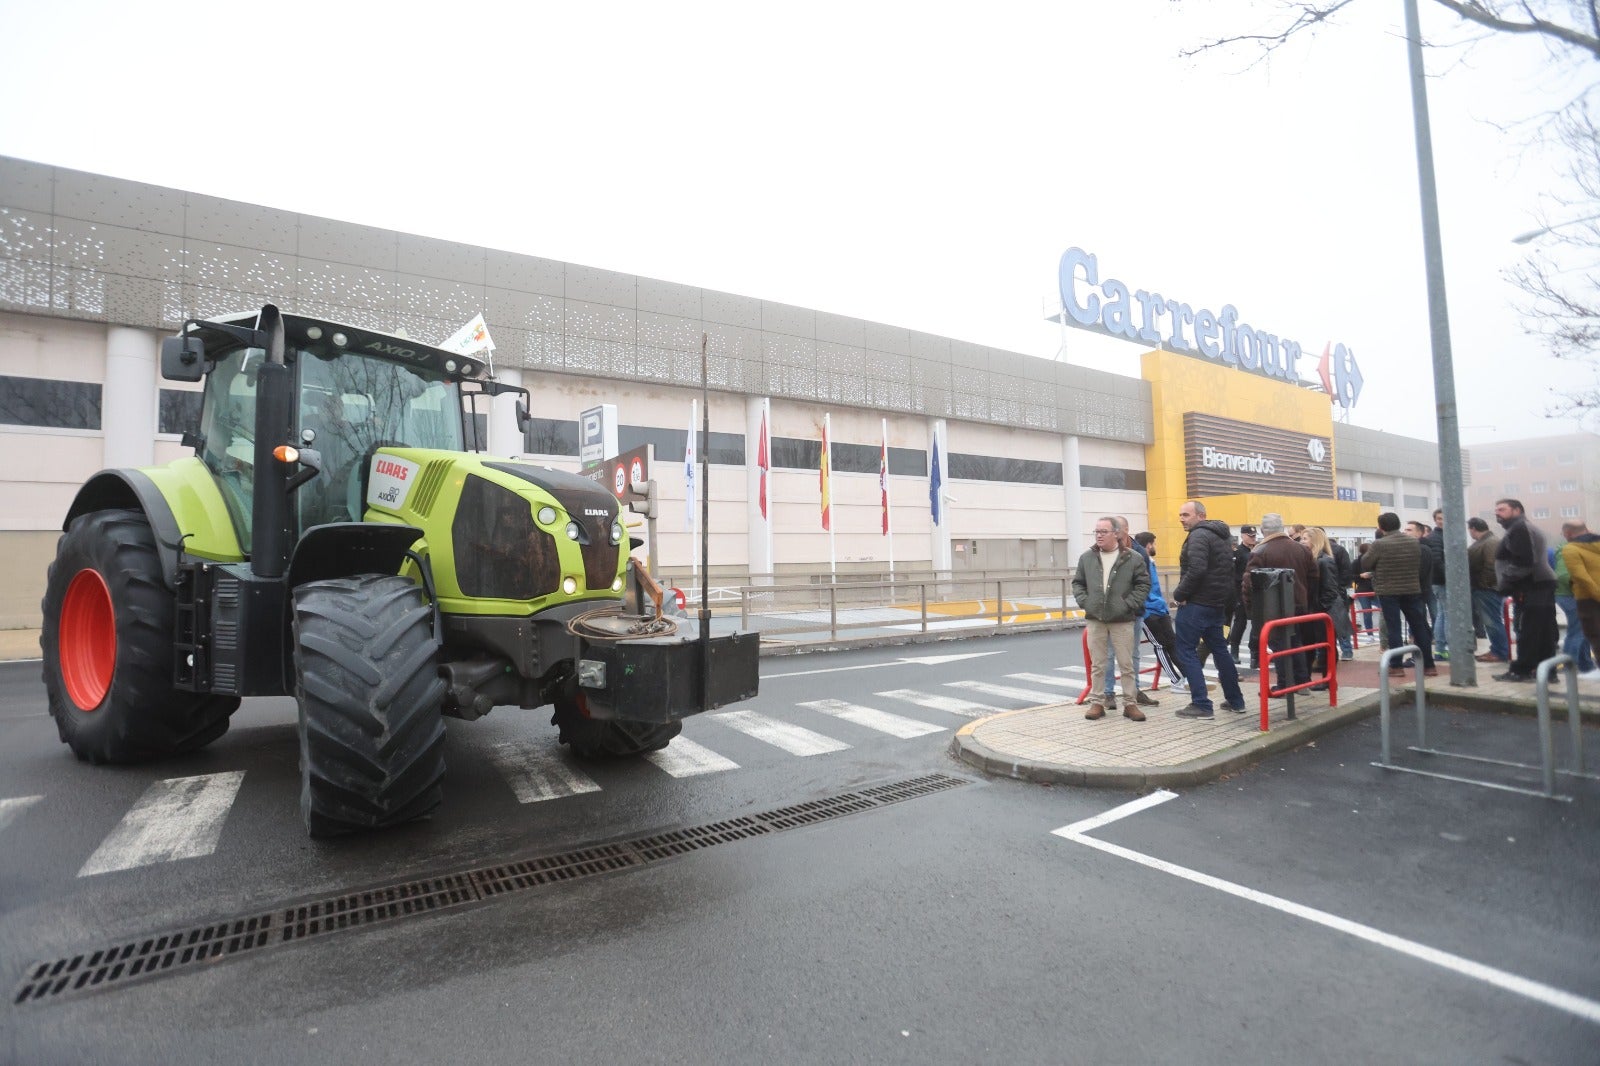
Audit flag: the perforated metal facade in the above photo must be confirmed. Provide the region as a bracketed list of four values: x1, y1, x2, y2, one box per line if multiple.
[0, 156, 1152, 443]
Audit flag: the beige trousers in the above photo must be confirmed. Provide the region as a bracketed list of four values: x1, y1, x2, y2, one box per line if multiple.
[1085, 618, 1138, 705]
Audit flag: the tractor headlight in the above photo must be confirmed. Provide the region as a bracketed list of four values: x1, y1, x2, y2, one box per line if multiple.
[565, 521, 580, 541]
[562, 577, 578, 595]
[610, 520, 623, 545]
[611, 576, 624, 592]
[537, 505, 557, 526]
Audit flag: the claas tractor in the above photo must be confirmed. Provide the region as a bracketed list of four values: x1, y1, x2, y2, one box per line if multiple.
[40, 304, 758, 836]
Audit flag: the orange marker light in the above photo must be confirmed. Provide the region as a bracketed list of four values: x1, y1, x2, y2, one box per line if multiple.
[273, 445, 300, 464]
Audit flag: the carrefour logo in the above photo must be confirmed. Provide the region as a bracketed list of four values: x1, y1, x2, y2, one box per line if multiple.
[1201, 447, 1276, 475]
[1307, 438, 1327, 464]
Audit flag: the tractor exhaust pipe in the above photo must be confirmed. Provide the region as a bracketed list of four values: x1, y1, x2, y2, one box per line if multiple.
[249, 305, 293, 579]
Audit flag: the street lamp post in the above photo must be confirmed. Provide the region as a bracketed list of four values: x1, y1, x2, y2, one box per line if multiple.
[1403, 0, 1475, 686]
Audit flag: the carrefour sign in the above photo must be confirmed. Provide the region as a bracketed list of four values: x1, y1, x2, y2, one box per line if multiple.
[1058, 247, 1363, 407]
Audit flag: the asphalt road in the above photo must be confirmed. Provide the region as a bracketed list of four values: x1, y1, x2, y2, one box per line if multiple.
[2, 632, 1596, 1065]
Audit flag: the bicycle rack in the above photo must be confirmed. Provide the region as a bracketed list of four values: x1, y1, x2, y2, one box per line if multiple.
[1375, 648, 1594, 801]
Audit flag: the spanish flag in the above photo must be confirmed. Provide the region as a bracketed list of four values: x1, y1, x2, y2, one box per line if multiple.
[820, 414, 832, 531]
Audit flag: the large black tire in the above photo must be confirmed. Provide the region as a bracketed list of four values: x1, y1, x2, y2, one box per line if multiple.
[40, 509, 238, 764]
[551, 694, 682, 759]
[292, 574, 446, 837]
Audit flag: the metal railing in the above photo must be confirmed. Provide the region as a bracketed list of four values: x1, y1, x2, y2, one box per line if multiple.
[1375, 649, 1594, 800]
[1256, 614, 1337, 732]
[736, 572, 1080, 644]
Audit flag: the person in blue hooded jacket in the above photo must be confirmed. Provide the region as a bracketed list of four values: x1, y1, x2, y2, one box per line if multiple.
[1134, 531, 1189, 693]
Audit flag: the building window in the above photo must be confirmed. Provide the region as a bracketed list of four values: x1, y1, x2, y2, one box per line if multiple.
[1080, 465, 1148, 491]
[1476, 460, 1494, 472]
[1404, 494, 1429, 508]
[1562, 506, 1579, 518]
[1531, 481, 1548, 493]
[158, 389, 203, 436]
[1503, 458, 1518, 469]
[1533, 507, 1551, 519]
[1362, 491, 1394, 506]
[1529, 455, 1547, 467]
[1559, 452, 1576, 465]
[0, 375, 102, 430]
[525, 418, 579, 456]
[1561, 480, 1578, 492]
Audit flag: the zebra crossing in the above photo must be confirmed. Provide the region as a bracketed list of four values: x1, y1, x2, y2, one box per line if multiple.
[0, 665, 1222, 879]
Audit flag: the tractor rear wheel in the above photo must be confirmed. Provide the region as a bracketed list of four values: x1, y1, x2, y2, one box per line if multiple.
[551, 695, 682, 758]
[292, 574, 447, 837]
[40, 509, 238, 764]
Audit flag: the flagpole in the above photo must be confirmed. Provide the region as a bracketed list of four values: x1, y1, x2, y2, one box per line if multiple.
[882, 416, 893, 580]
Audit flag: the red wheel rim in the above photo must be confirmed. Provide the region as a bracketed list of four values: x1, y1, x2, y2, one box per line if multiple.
[60, 568, 115, 710]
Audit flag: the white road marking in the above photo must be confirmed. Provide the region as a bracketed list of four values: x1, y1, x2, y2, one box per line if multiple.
[1004, 672, 1076, 688]
[797, 699, 945, 739]
[764, 661, 899, 679]
[78, 772, 245, 877]
[1052, 790, 1179, 837]
[710, 710, 850, 756]
[764, 650, 1002, 679]
[489, 740, 601, 803]
[644, 737, 740, 777]
[1053, 791, 1600, 1026]
[0, 794, 43, 833]
[945, 679, 1063, 704]
[874, 689, 999, 718]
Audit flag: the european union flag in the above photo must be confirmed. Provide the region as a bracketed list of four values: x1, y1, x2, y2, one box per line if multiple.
[929, 436, 943, 526]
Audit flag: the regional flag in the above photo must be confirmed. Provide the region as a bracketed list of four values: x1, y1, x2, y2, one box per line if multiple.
[929, 433, 943, 526]
[879, 429, 889, 536]
[820, 415, 832, 531]
[757, 409, 770, 520]
[684, 401, 697, 532]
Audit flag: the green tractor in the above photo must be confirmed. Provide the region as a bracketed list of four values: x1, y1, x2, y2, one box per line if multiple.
[40, 305, 759, 836]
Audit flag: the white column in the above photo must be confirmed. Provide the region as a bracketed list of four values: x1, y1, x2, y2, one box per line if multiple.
[1062, 434, 1084, 561]
[104, 326, 157, 469]
[745, 395, 773, 582]
[1352, 471, 1364, 501]
[1394, 476, 1406, 515]
[490, 366, 524, 457]
[929, 418, 952, 574]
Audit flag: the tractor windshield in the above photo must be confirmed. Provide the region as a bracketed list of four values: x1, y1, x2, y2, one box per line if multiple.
[198, 345, 466, 546]
[297, 349, 463, 528]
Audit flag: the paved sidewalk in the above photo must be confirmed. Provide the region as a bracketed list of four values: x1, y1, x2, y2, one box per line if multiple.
[951, 643, 1600, 790]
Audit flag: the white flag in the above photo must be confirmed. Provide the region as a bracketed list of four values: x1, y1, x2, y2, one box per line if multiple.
[441, 313, 495, 356]
[684, 400, 697, 532]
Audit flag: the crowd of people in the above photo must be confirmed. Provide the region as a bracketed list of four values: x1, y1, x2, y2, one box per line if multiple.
[1071, 498, 1600, 723]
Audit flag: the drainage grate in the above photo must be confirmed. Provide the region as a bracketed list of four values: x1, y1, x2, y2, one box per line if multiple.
[15, 771, 969, 1005]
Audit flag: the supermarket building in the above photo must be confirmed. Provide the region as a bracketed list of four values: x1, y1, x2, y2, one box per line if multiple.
[0, 156, 1452, 628]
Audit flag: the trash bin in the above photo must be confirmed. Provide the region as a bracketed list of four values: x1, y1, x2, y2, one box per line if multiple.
[1250, 568, 1299, 686]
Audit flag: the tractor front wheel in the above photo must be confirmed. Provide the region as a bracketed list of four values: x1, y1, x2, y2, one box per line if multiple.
[292, 574, 447, 837]
[40, 509, 238, 763]
[551, 695, 682, 758]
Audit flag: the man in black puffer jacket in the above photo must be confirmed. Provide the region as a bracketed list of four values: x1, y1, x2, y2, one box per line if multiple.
[1171, 500, 1248, 719]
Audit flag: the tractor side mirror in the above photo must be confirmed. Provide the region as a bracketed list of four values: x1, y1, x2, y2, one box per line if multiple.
[515, 398, 531, 433]
[161, 335, 207, 382]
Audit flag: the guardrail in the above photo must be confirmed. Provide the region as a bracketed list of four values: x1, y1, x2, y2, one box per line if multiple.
[1350, 591, 1379, 648]
[736, 573, 1080, 644]
[1375, 648, 1594, 800]
[1074, 624, 1169, 705]
[1256, 613, 1337, 732]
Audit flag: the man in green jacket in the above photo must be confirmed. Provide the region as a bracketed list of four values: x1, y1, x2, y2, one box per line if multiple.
[1072, 517, 1153, 721]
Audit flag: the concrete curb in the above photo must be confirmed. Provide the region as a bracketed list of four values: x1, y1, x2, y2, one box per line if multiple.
[948, 691, 1385, 791]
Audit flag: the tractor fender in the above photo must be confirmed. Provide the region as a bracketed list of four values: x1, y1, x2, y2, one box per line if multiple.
[64, 470, 187, 588]
[286, 523, 426, 590]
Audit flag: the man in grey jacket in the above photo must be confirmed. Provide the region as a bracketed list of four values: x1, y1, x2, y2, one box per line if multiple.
[1072, 517, 1152, 721]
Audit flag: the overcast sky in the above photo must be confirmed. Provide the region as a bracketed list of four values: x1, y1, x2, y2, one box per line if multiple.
[1, 0, 1588, 446]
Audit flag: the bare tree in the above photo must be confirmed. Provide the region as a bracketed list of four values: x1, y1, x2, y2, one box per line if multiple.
[1179, 2, 1600, 62]
[1183, 1, 1600, 414]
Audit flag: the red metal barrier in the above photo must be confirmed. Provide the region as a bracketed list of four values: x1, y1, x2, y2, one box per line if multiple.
[1256, 613, 1338, 732]
[1350, 591, 1379, 648]
[1503, 595, 1516, 658]
[1077, 625, 1165, 704]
